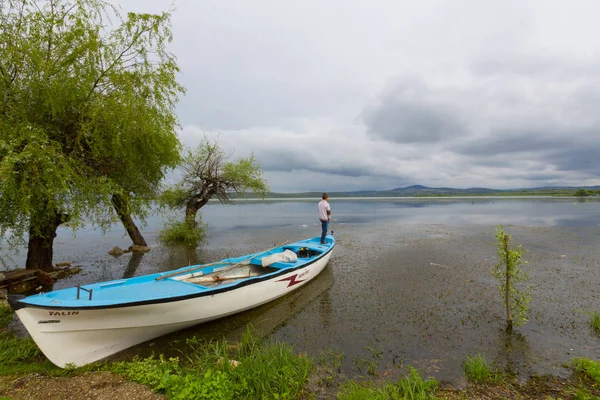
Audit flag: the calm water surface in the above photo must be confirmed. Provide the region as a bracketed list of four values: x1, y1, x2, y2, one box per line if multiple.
[4, 197, 600, 382]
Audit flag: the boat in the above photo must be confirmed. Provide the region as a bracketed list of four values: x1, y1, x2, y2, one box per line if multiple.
[7, 235, 335, 368]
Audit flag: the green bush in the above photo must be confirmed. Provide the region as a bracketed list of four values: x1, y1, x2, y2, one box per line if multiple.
[158, 219, 206, 247]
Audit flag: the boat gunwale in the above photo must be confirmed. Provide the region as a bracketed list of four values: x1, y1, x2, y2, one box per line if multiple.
[11, 244, 334, 312]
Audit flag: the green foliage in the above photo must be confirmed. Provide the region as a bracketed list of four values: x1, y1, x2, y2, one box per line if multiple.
[463, 353, 501, 383]
[0, 333, 42, 368]
[571, 386, 599, 400]
[165, 369, 234, 400]
[0, 0, 183, 263]
[575, 188, 591, 197]
[571, 358, 600, 384]
[589, 312, 600, 336]
[158, 218, 206, 247]
[492, 225, 531, 330]
[111, 355, 181, 390]
[163, 139, 269, 207]
[0, 302, 13, 328]
[336, 380, 392, 400]
[110, 330, 312, 400]
[160, 138, 268, 245]
[317, 349, 345, 373]
[353, 346, 384, 376]
[337, 366, 437, 400]
[236, 342, 311, 398]
[0, 301, 42, 370]
[396, 367, 438, 400]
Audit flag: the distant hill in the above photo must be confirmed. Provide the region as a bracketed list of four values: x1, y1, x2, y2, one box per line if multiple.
[389, 185, 501, 195]
[235, 185, 600, 199]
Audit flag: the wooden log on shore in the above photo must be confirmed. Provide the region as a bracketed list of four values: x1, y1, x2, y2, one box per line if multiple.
[0, 265, 82, 296]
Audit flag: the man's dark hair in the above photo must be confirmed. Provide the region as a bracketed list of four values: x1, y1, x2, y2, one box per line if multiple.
[322, 193, 328, 200]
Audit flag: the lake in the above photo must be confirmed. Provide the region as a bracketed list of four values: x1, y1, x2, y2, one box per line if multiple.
[4, 196, 600, 382]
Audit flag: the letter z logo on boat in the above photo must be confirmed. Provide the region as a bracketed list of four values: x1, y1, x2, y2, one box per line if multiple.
[276, 274, 305, 288]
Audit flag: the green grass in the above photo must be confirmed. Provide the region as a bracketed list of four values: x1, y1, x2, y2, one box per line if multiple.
[336, 380, 393, 400]
[589, 312, 600, 336]
[337, 366, 438, 400]
[571, 358, 600, 384]
[463, 353, 501, 383]
[110, 328, 313, 400]
[0, 302, 13, 328]
[0, 333, 45, 374]
[571, 386, 600, 400]
[0, 302, 48, 375]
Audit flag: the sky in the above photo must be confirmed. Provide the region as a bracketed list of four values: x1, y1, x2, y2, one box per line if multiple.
[124, 0, 600, 192]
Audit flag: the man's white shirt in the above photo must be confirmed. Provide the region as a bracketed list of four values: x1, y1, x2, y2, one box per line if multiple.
[318, 200, 330, 221]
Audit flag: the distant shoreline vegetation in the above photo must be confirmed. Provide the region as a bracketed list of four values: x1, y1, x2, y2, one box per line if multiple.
[231, 185, 600, 199]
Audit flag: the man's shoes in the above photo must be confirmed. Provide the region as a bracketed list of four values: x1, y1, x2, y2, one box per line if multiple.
[320, 241, 327, 245]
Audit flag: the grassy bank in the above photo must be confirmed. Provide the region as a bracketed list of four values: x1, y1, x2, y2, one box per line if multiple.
[1, 301, 600, 399]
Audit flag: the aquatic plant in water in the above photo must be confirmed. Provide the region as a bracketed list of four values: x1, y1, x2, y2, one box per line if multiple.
[492, 225, 531, 332]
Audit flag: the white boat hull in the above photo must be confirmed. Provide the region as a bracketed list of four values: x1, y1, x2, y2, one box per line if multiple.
[15, 251, 332, 367]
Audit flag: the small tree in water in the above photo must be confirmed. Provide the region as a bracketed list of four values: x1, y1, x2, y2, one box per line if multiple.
[160, 139, 269, 246]
[492, 225, 531, 332]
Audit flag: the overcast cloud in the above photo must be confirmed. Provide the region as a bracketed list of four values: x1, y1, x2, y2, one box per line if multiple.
[125, 0, 600, 192]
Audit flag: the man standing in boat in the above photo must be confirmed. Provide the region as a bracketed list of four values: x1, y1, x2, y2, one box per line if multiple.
[318, 193, 331, 244]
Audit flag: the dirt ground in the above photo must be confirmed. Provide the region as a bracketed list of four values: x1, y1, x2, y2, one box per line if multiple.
[0, 372, 165, 400]
[2, 371, 599, 399]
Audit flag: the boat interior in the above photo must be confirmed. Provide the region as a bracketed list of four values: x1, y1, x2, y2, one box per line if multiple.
[171, 244, 324, 287]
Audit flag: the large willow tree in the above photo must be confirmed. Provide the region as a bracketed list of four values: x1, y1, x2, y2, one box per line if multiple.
[0, 0, 183, 271]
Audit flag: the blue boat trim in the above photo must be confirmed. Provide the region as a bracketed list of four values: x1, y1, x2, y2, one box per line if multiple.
[10, 238, 334, 311]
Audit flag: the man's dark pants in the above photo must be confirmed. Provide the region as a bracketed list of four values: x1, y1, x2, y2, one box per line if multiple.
[320, 219, 328, 243]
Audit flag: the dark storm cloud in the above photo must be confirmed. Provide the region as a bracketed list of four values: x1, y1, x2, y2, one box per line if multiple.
[363, 101, 465, 144]
[454, 130, 569, 157]
[362, 80, 468, 144]
[526, 173, 565, 181]
[259, 154, 369, 178]
[453, 124, 600, 178]
[549, 146, 600, 174]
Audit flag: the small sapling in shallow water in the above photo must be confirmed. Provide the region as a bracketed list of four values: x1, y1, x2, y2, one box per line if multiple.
[588, 311, 600, 336]
[492, 225, 531, 332]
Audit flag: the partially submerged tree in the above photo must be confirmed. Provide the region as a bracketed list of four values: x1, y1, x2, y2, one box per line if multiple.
[0, 0, 183, 271]
[160, 140, 269, 245]
[492, 225, 531, 332]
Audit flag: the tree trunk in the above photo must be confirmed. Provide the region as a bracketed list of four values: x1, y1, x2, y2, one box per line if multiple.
[112, 194, 147, 247]
[185, 196, 212, 229]
[25, 212, 65, 272]
[185, 202, 199, 229]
